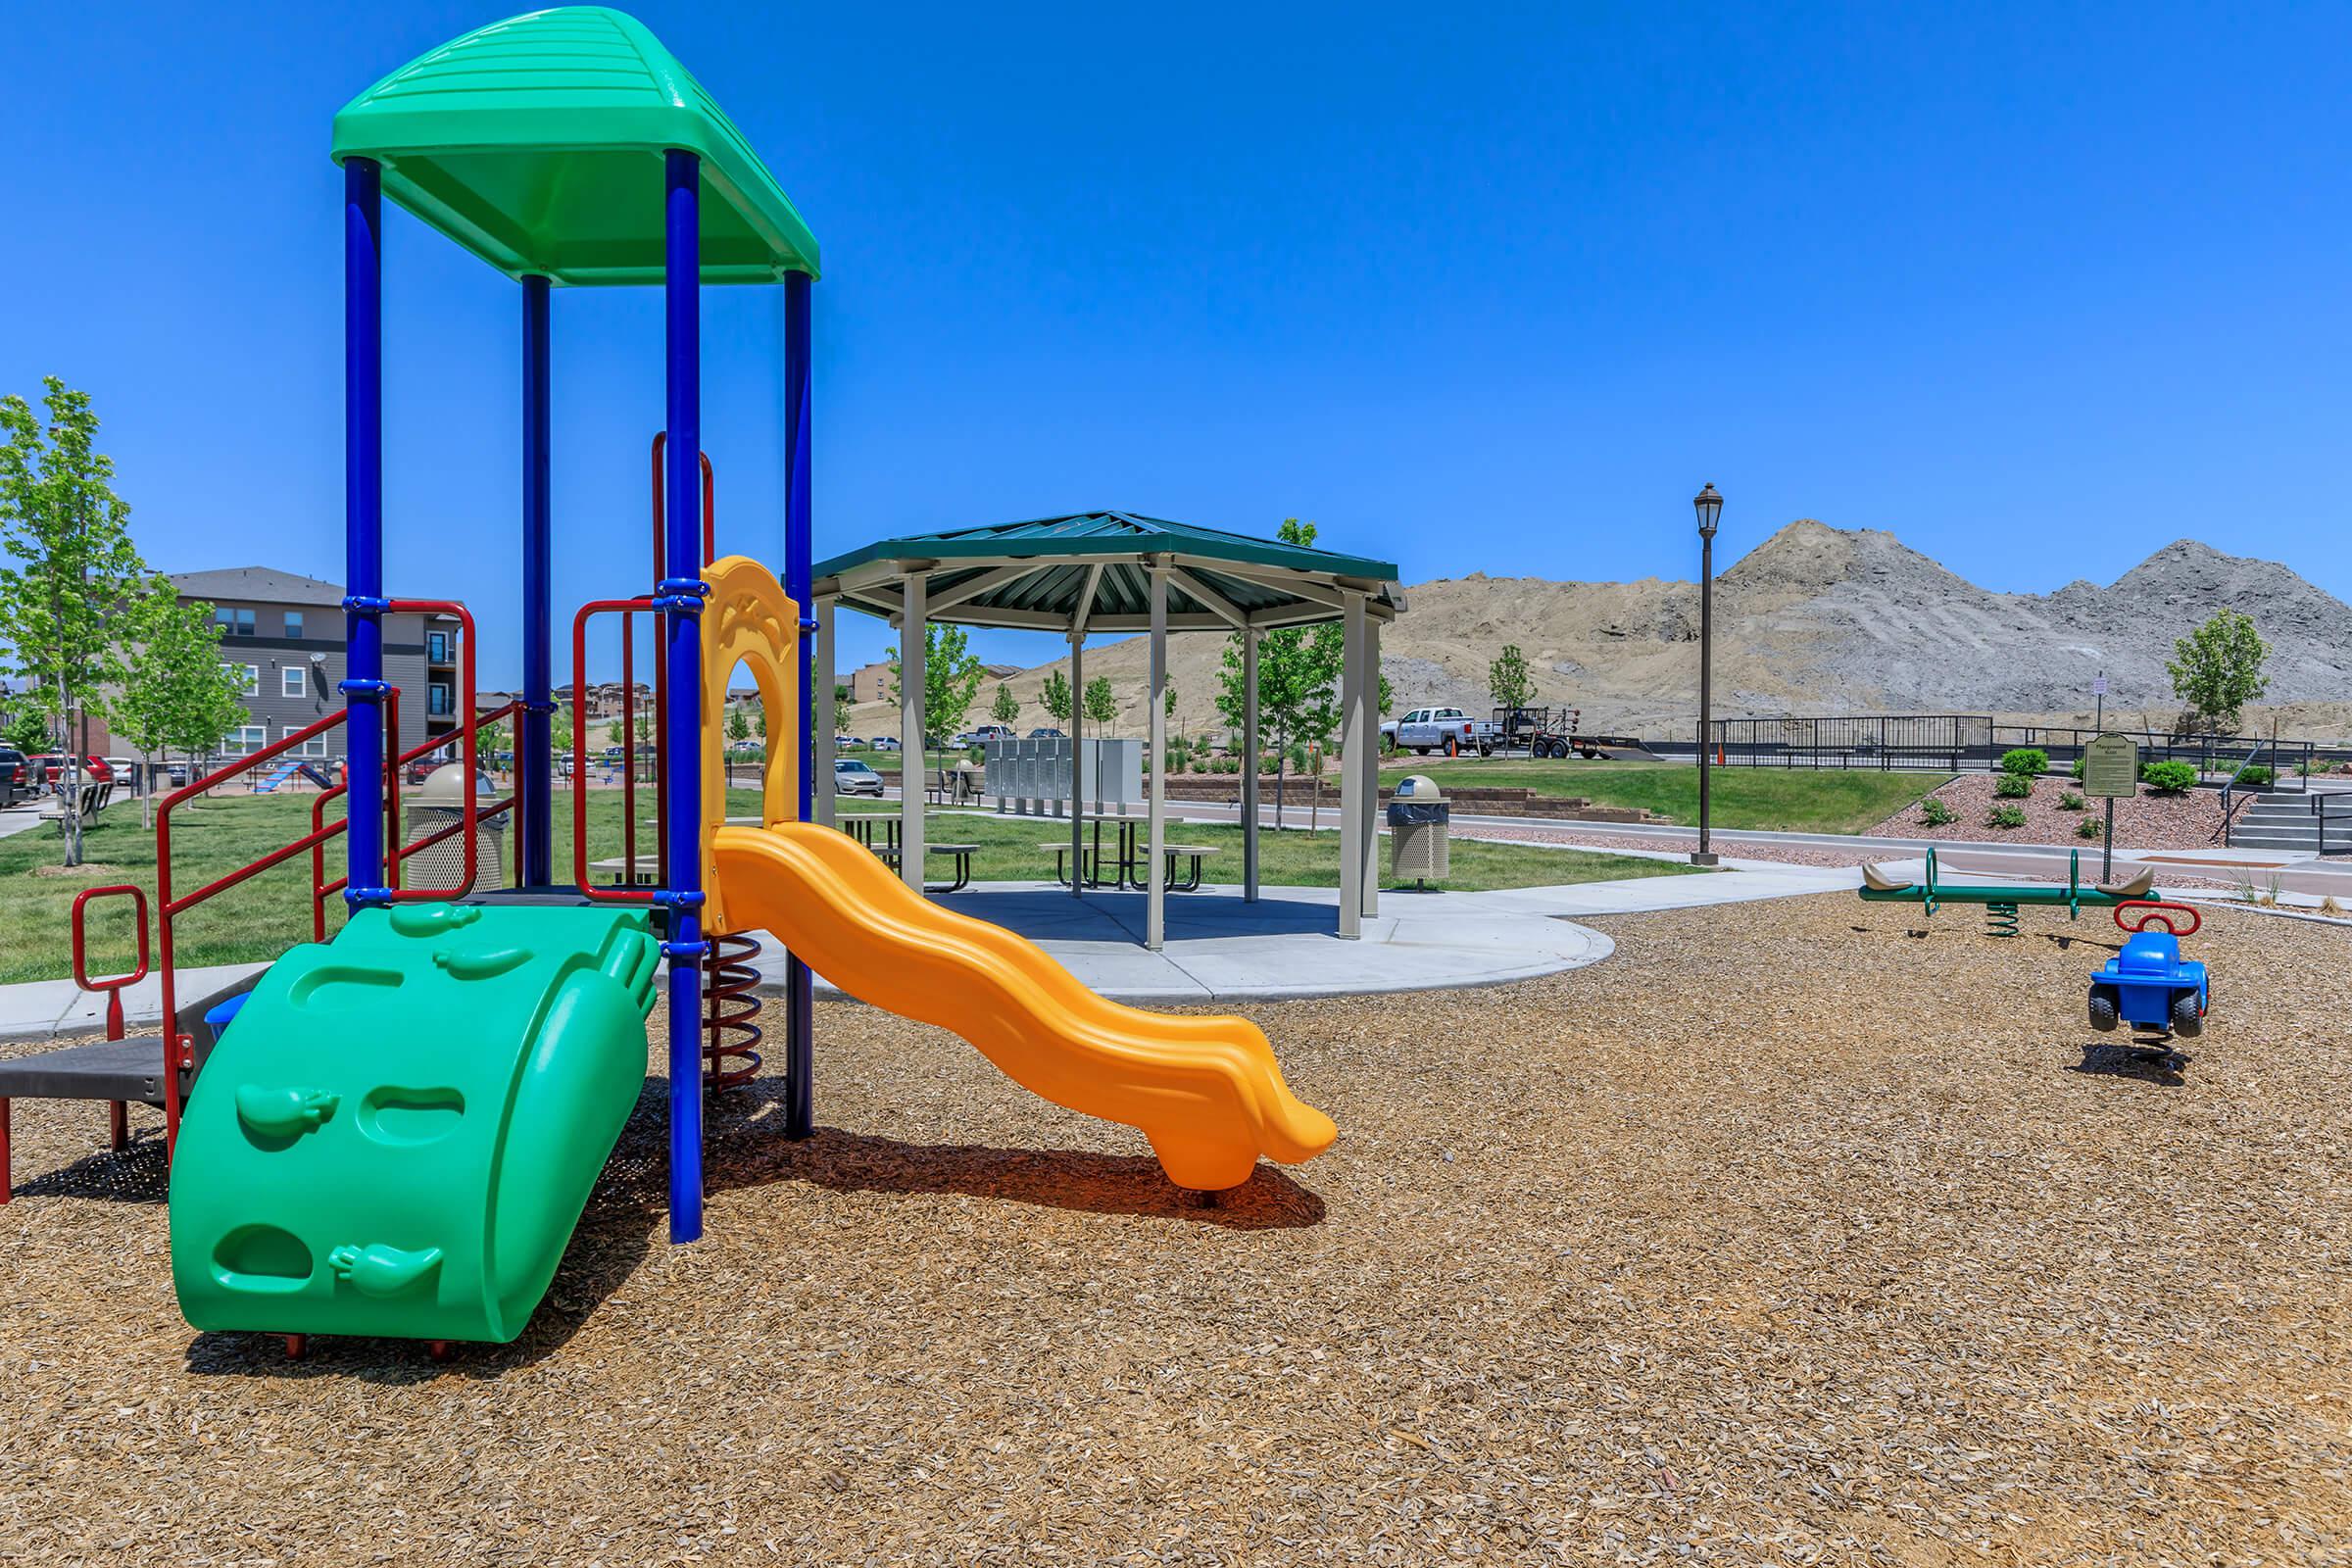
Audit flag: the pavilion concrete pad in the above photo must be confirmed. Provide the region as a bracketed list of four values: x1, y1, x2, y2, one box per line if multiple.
[743, 867, 1859, 1004]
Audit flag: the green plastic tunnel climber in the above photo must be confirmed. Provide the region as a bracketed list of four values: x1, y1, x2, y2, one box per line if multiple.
[170, 904, 660, 1345]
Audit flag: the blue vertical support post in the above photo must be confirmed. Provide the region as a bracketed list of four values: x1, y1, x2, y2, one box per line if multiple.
[520, 274, 553, 886]
[782, 270, 815, 1140]
[342, 158, 386, 906]
[662, 151, 707, 1243]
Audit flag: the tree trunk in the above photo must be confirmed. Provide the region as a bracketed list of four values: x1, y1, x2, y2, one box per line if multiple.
[141, 748, 156, 829]
[56, 676, 82, 865]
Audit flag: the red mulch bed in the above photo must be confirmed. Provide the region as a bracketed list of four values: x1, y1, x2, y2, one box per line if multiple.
[1871, 773, 2223, 849]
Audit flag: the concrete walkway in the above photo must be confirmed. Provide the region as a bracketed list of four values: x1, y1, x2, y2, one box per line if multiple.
[732, 866, 1859, 1004]
[0, 865, 1863, 1042]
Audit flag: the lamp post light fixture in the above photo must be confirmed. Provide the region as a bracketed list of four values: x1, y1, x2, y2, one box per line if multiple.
[1691, 483, 1722, 867]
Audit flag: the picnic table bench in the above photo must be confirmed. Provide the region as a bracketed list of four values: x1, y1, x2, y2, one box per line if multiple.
[1046, 838, 1218, 892]
[875, 841, 977, 894]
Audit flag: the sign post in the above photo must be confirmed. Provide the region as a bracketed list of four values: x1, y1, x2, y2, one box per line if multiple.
[2081, 731, 2140, 884]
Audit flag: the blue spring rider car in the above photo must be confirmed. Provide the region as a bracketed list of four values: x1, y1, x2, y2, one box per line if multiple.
[2087, 930, 2208, 1038]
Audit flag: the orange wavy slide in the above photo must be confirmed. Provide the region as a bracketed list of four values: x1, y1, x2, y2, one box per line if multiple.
[710, 823, 1337, 1190]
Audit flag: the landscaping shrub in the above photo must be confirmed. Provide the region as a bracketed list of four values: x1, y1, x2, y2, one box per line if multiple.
[2000, 747, 2048, 777]
[1987, 803, 2028, 829]
[2070, 756, 2086, 780]
[2059, 790, 2085, 810]
[1992, 773, 2033, 799]
[2235, 764, 2275, 789]
[1921, 797, 1958, 827]
[2075, 815, 2101, 839]
[2142, 760, 2199, 795]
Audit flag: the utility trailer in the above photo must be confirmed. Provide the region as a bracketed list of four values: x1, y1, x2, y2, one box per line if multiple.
[1492, 707, 1656, 760]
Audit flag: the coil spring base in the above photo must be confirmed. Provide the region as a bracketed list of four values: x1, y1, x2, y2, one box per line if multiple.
[1984, 901, 2021, 938]
[702, 929, 764, 1090]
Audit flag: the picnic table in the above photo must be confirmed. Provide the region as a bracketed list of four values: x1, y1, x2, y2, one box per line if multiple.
[1046, 812, 1218, 892]
[874, 841, 977, 894]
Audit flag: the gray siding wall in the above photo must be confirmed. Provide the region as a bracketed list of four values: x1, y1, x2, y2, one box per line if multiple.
[210, 602, 458, 761]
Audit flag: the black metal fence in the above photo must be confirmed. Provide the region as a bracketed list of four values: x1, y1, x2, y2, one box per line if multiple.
[1700, 714, 2328, 788]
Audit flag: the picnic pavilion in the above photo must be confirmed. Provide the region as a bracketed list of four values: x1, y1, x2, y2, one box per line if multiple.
[808, 513, 1405, 948]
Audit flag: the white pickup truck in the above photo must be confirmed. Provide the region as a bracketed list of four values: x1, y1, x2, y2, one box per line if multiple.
[1381, 707, 1496, 758]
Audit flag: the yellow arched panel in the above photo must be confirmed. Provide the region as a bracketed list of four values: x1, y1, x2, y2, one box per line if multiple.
[700, 554, 800, 934]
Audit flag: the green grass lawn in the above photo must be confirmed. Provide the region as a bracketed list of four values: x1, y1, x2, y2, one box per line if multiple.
[1387, 759, 1951, 834]
[0, 792, 1692, 985]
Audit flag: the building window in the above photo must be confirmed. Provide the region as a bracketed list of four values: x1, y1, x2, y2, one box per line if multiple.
[282, 665, 309, 698]
[427, 629, 454, 663]
[221, 724, 268, 758]
[284, 611, 304, 640]
[284, 724, 328, 759]
[230, 662, 260, 696]
[427, 682, 455, 717]
[214, 607, 256, 638]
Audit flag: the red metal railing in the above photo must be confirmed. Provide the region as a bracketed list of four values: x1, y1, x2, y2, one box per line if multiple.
[573, 599, 662, 903]
[70, 883, 149, 1155]
[155, 703, 386, 1150]
[309, 698, 522, 935]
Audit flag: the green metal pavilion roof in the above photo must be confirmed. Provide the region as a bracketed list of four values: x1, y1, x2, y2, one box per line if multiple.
[332, 8, 820, 286]
[813, 513, 1404, 634]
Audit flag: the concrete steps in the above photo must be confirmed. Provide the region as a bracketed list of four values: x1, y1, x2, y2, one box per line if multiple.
[2229, 791, 2324, 852]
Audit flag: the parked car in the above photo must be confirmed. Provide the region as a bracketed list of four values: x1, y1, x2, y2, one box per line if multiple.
[869, 736, 901, 752]
[106, 756, 139, 790]
[0, 747, 27, 806]
[833, 758, 885, 797]
[963, 724, 1016, 748]
[1027, 727, 1065, 740]
[1380, 708, 1496, 758]
[26, 754, 114, 788]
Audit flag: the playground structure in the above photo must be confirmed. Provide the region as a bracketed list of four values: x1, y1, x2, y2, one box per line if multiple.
[1857, 848, 2203, 938]
[3, 9, 1334, 1355]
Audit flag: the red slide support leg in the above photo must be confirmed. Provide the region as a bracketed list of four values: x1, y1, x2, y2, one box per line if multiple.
[109, 1101, 127, 1152]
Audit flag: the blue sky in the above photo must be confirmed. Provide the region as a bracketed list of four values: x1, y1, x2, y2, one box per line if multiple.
[5, 1, 2348, 682]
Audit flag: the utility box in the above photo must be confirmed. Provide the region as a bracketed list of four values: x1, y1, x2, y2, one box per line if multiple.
[404, 761, 505, 893]
[1387, 774, 1450, 886]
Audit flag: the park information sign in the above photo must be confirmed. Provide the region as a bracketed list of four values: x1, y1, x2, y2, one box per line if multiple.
[2082, 733, 2140, 799]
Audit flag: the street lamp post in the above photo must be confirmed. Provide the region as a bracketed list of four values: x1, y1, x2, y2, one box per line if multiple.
[1691, 483, 1722, 867]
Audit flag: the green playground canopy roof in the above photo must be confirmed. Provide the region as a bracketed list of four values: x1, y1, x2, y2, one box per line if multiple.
[331, 7, 820, 286]
[813, 513, 1405, 633]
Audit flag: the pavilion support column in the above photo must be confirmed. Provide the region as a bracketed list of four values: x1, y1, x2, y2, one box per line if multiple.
[899, 571, 927, 893]
[813, 595, 837, 827]
[1337, 593, 1367, 939]
[1068, 629, 1085, 899]
[1359, 610, 1381, 918]
[1147, 561, 1168, 951]
[1241, 625, 1260, 903]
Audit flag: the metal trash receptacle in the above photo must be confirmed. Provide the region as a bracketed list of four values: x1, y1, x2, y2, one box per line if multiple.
[1387, 773, 1450, 885]
[404, 760, 505, 892]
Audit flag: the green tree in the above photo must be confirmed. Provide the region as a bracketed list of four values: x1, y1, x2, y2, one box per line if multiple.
[886, 622, 987, 751]
[107, 579, 245, 827]
[552, 705, 574, 759]
[725, 704, 753, 745]
[476, 717, 511, 772]
[1082, 674, 1116, 736]
[1041, 668, 1072, 728]
[0, 379, 148, 863]
[2167, 610, 2270, 732]
[1489, 644, 1534, 711]
[991, 681, 1020, 727]
[4, 707, 50, 752]
[1213, 519, 1348, 827]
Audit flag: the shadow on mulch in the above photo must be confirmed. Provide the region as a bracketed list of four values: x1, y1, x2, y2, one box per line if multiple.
[8, 1127, 168, 1203]
[183, 1069, 1323, 1381]
[2070, 1040, 2191, 1087]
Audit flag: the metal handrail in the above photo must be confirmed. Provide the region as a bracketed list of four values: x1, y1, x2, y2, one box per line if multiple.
[310, 698, 522, 932]
[155, 702, 389, 1151]
[572, 599, 662, 904]
[2318, 792, 2352, 857]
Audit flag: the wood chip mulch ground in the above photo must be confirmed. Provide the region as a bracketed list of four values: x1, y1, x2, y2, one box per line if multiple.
[4, 893, 2349, 1565]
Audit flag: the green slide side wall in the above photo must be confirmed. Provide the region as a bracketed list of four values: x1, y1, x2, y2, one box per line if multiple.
[170, 904, 659, 1345]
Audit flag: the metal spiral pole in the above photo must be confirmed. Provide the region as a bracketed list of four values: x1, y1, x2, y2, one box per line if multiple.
[701, 930, 764, 1090]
